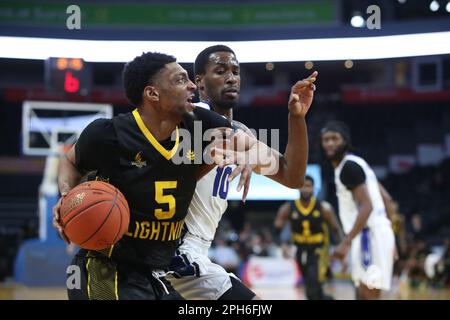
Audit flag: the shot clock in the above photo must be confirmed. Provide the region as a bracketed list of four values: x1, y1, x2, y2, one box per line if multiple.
[45, 57, 91, 95]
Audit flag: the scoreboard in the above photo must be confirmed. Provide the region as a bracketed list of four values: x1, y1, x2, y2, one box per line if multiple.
[45, 57, 91, 95]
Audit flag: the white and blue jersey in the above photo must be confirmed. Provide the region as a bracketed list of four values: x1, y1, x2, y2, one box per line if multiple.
[184, 165, 232, 242]
[334, 154, 394, 291]
[182, 102, 232, 243]
[168, 102, 239, 300]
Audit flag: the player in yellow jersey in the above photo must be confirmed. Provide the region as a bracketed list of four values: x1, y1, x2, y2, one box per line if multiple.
[275, 175, 344, 299]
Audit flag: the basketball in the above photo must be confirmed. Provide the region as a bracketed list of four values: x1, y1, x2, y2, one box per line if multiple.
[60, 181, 130, 251]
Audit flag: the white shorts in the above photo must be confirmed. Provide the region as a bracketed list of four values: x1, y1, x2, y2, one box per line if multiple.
[350, 225, 395, 291]
[166, 237, 236, 300]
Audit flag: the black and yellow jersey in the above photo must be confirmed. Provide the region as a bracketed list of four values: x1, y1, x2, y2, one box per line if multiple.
[74, 107, 230, 270]
[289, 197, 329, 249]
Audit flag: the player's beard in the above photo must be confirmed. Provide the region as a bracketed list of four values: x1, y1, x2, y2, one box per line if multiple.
[325, 143, 347, 162]
[214, 98, 237, 110]
[216, 91, 239, 109]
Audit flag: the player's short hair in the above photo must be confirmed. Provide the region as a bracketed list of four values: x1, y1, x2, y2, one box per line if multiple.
[123, 52, 176, 107]
[305, 175, 314, 185]
[194, 45, 236, 76]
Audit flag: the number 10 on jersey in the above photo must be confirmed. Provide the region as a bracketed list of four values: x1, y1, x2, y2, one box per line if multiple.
[212, 167, 232, 200]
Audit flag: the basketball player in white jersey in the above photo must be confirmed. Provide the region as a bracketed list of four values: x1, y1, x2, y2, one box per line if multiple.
[320, 121, 395, 300]
[166, 45, 318, 300]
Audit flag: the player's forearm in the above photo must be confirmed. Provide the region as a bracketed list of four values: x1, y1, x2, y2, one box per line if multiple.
[274, 217, 285, 231]
[282, 113, 308, 188]
[230, 123, 278, 175]
[215, 117, 308, 187]
[332, 226, 345, 243]
[57, 155, 84, 195]
[250, 142, 280, 176]
[345, 203, 372, 242]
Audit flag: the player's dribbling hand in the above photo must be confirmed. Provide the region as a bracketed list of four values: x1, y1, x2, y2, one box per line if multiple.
[288, 71, 317, 117]
[52, 194, 70, 244]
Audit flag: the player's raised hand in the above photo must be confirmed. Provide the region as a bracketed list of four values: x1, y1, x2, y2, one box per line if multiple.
[288, 71, 317, 117]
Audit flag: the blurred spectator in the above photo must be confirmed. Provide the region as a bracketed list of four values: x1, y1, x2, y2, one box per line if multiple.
[260, 227, 278, 257]
[238, 222, 252, 245]
[433, 237, 450, 287]
[406, 239, 431, 288]
[209, 238, 240, 274]
[409, 213, 426, 241]
[249, 233, 268, 256]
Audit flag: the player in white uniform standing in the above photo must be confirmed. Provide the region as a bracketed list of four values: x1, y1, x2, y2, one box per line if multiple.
[320, 121, 395, 300]
[167, 45, 318, 299]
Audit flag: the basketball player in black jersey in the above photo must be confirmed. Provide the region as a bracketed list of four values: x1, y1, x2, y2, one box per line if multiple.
[275, 175, 343, 300]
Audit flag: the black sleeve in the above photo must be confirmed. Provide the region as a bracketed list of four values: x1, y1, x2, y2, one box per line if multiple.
[192, 107, 232, 165]
[75, 118, 117, 172]
[340, 160, 366, 190]
[192, 106, 231, 130]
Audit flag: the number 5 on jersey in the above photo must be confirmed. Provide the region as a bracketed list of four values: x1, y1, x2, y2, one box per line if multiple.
[154, 181, 177, 220]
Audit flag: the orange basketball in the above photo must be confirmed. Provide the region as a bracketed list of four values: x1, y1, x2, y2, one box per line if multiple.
[60, 181, 130, 251]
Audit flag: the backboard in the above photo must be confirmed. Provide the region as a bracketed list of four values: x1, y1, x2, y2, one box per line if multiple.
[22, 101, 113, 156]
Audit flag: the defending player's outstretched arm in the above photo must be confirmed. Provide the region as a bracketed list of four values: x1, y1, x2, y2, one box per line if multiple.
[212, 71, 317, 189]
[271, 71, 317, 188]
